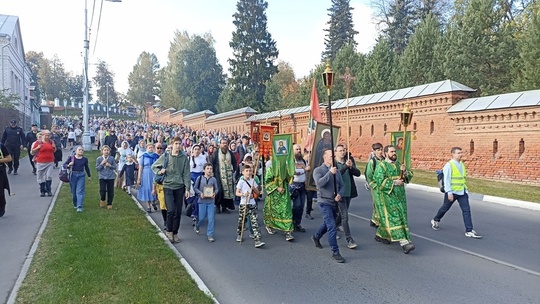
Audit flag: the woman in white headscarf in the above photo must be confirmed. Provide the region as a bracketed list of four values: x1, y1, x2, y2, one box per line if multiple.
[115, 140, 134, 189]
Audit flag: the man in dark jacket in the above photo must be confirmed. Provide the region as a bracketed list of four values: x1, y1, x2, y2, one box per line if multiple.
[25, 124, 39, 174]
[1, 119, 25, 175]
[104, 129, 118, 156]
[211, 138, 238, 213]
[335, 144, 361, 249]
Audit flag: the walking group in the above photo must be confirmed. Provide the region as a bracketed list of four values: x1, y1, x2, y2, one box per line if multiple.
[1, 117, 482, 265]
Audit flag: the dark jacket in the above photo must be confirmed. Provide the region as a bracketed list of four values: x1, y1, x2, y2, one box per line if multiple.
[2, 126, 25, 147]
[25, 131, 38, 150]
[338, 156, 361, 198]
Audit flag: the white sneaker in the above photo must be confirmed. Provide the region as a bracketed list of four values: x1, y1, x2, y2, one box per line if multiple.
[465, 230, 482, 239]
[265, 226, 275, 235]
[431, 219, 440, 231]
[236, 235, 242, 242]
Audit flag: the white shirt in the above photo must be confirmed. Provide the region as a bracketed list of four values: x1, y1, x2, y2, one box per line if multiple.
[190, 154, 207, 173]
[236, 177, 258, 205]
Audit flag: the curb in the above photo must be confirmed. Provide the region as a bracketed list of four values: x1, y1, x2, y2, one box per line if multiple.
[7, 180, 63, 304]
[127, 193, 220, 304]
[354, 176, 540, 211]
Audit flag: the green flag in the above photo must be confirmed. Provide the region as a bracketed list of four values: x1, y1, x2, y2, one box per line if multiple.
[391, 131, 411, 169]
[271, 133, 295, 183]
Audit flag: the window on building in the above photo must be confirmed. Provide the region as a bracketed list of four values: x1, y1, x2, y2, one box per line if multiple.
[470, 140, 475, 155]
[413, 122, 417, 130]
[359, 125, 362, 137]
[383, 124, 387, 132]
[430, 121, 434, 135]
[371, 124, 374, 136]
[519, 138, 525, 157]
[493, 139, 498, 157]
[348, 126, 351, 137]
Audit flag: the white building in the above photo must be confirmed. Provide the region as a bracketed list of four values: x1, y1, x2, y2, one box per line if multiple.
[0, 14, 38, 129]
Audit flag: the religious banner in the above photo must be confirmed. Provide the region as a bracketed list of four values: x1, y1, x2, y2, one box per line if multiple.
[306, 122, 340, 191]
[391, 131, 412, 170]
[259, 125, 274, 159]
[251, 122, 261, 145]
[271, 133, 295, 184]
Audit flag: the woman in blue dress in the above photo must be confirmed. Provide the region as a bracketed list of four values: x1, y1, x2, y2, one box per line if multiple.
[137, 143, 159, 212]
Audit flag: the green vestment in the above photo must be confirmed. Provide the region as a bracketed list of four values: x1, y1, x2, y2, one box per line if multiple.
[365, 157, 382, 226]
[373, 160, 413, 242]
[263, 165, 294, 232]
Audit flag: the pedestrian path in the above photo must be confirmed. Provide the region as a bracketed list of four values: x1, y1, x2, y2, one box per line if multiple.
[0, 154, 60, 303]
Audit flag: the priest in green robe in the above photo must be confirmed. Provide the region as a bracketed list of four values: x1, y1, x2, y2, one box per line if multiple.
[373, 145, 415, 254]
[263, 134, 296, 241]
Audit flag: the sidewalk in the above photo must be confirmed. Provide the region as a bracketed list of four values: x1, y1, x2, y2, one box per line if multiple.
[0, 153, 61, 303]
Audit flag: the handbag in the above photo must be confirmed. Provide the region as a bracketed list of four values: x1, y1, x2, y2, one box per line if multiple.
[59, 155, 74, 183]
[154, 152, 169, 185]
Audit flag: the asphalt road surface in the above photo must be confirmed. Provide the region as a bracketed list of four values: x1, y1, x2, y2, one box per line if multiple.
[143, 180, 540, 304]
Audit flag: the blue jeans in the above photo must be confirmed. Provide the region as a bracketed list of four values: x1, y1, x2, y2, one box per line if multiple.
[434, 192, 473, 232]
[315, 202, 339, 254]
[291, 183, 306, 227]
[197, 203, 215, 237]
[70, 171, 86, 208]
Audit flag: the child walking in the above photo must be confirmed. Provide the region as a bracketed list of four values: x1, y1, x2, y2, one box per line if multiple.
[194, 163, 219, 242]
[96, 145, 117, 209]
[119, 154, 136, 196]
[64, 146, 91, 212]
[235, 164, 265, 248]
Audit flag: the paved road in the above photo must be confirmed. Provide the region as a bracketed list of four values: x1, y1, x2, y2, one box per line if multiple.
[143, 179, 540, 304]
[2, 156, 539, 304]
[0, 154, 59, 304]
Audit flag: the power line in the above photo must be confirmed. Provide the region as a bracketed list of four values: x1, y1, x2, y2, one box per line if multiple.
[92, 0, 104, 56]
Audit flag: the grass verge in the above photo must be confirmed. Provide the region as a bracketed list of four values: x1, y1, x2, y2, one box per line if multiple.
[16, 151, 213, 304]
[358, 162, 540, 203]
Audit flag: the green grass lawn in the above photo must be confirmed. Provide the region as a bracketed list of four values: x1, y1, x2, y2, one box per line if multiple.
[358, 162, 540, 203]
[16, 151, 213, 304]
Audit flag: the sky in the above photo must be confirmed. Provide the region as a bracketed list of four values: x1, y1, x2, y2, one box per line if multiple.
[1, 0, 378, 95]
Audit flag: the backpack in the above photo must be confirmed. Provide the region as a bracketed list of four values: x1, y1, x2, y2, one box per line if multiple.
[154, 152, 169, 185]
[364, 157, 377, 177]
[59, 155, 75, 183]
[436, 169, 444, 193]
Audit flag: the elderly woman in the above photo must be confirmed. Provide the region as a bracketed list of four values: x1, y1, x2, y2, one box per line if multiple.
[31, 130, 57, 197]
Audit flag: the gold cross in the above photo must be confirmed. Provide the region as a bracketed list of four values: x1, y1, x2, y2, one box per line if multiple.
[339, 67, 355, 97]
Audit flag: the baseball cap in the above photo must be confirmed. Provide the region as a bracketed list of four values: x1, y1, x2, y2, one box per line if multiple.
[31, 123, 38, 127]
[10, 119, 17, 124]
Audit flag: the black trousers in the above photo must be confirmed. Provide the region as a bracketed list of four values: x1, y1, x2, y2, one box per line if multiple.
[99, 179, 115, 204]
[164, 187, 186, 234]
[6, 146, 20, 170]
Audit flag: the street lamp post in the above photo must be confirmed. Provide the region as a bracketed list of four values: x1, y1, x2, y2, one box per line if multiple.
[106, 82, 110, 118]
[321, 61, 337, 195]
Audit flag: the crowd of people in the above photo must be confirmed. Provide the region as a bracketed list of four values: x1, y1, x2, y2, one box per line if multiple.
[0, 115, 482, 263]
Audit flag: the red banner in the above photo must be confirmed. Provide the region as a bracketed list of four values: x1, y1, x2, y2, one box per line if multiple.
[259, 125, 274, 159]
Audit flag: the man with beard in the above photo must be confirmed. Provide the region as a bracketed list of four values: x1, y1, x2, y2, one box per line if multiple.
[372, 145, 415, 254]
[25, 124, 39, 174]
[365, 143, 385, 227]
[211, 138, 238, 213]
[290, 144, 310, 232]
[1, 120, 25, 175]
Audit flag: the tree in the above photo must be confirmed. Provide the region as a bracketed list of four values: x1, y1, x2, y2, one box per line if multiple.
[359, 38, 397, 94]
[513, 2, 540, 90]
[160, 30, 193, 108]
[34, 55, 69, 101]
[443, 0, 518, 96]
[66, 74, 84, 103]
[396, 13, 443, 87]
[228, 0, 279, 112]
[330, 43, 365, 98]
[127, 52, 160, 118]
[175, 35, 225, 113]
[262, 61, 298, 111]
[0, 89, 19, 109]
[385, 0, 416, 54]
[92, 60, 117, 108]
[322, 0, 359, 61]
[216, 83, 239, 113]
[25, 51, 47, 102]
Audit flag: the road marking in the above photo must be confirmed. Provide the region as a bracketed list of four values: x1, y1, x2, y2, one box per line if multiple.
[349, 213, 540, 277]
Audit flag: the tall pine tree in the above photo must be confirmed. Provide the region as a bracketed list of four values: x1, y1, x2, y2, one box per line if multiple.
[513, 2, 540, 90]
[226, 0, 279, 112]
[322, 0, 359, 61]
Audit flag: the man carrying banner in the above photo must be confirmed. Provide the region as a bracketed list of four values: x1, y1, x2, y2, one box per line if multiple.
[264, 134, 296, 241]
[373, 145, 415, 254]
